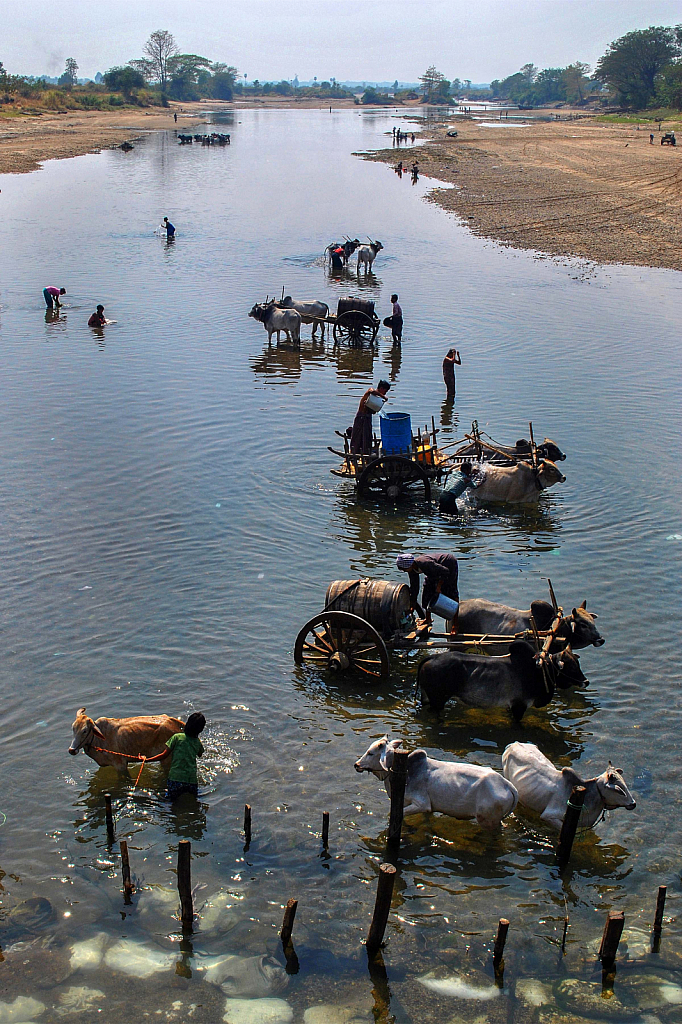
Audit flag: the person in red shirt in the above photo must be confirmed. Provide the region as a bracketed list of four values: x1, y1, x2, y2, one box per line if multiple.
[88, 304, 106, 327]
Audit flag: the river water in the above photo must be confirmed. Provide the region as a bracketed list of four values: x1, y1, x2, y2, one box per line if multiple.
[0, 108, 681, 1023]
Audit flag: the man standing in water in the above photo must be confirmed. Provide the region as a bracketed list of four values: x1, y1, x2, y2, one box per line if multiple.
[43, 286, 66, 309]
[383, 294, 403, 345]
[163, 216, 176, 238]
[350, 380, 391, 454]
[396, 552, 459, 634]
[442, 348, 461, 399]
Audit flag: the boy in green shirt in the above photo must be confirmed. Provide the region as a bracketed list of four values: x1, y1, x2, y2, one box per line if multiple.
[147, 712, 205, 800]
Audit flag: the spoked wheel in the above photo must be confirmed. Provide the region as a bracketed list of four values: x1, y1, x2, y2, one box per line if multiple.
[294, 610, 389, 680]
[357, 456, 431, 500]
[333, 310, 377, 346]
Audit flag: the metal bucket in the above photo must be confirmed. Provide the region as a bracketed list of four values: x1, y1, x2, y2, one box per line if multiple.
[325, 579, 411, 637]
[429, 593, 460, 620]
[365, 393, 386, 414]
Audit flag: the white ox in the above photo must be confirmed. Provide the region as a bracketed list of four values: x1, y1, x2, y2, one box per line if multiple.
[355, 735, 518, 828]
[248, 301, 301, 346]
[277, 296, 329, 338]
[471, 459, 566, 503]
[356, 240, 383, 273]
[68, 707, 184, 772]
[502, 742, 636, 830]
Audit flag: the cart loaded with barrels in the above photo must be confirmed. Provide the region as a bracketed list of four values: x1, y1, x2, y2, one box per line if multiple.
[294, 577, 567, 680]
[329, 412, 454, 499]
[318, 296, 380, 346]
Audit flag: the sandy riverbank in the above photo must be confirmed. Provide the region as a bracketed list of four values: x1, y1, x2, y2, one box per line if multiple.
[360, 116, 682, 272]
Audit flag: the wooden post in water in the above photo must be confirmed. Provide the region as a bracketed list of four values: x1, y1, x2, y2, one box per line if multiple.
[177, 840, 193, 932]
[556, 785, 586, 871]
[280, 899, 298, 946]
[493, 918, 509, 967]
[322, 811, 330, 849]
[104, 793, 114, 839]
[387, 750, 409, 851]
[366, 863, 396, 956]
[120, 840, 133, 900]
[599, 910, 624, 968]
[653, 885, 667, 935]
[243, 804, 252, 846]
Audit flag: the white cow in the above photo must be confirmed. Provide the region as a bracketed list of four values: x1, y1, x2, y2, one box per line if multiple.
[356, 240, 383, 273]
[355, 735, 518, 828]
[248, 301, 301, 346]
[469, 459, 566, 503]
[277, 296, 329, 337]
[502, 742, 636, 830]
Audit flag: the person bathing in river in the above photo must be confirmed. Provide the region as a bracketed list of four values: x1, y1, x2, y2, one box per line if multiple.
[397, 552, 459, 634]
[350, 380, 391, 454]
[43, 286, 66, 309]
[145, 712, 206, 800]
[442, 347, 461, 399]
[163, 216, 176, 238]
[88, 304, 106, 327]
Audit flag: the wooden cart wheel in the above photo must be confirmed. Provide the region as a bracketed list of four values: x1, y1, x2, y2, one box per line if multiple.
[294, 610, 390, 680]
[357, 456, 431, 500]
[333, 310, 376, 346]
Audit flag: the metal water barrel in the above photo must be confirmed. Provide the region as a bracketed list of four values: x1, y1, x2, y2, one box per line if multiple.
[325, 579, 411, 637]
[337, 296, 375, 318]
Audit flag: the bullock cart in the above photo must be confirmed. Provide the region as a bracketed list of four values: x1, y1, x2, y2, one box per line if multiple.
[308, 296, 380, 346]
[443, 420, 566, 467]
[329, 417, 454, 499]
[294, 578, 567, 681]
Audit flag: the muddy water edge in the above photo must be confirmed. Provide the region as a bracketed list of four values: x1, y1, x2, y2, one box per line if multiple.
[0, 108, 681, 1023]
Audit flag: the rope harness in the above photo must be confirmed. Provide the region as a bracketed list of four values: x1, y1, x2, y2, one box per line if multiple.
[85, 743, 150, 789]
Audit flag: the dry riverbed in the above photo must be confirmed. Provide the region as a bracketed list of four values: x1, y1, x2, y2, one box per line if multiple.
[360, 117, 682, 272]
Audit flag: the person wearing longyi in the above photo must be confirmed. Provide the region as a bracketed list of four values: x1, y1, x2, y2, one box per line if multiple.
[396, 552, 459, 634]
[350, 379, 391, 455]
[145, 712, 206, 800]
[43, 286, 66, 309]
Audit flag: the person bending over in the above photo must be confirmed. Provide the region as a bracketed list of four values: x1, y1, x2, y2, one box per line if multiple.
[396, 552, 459, 633]
[43, 286, 66, 309]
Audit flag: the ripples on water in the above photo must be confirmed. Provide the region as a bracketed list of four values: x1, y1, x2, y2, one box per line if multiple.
[0, 108, 681, 1022]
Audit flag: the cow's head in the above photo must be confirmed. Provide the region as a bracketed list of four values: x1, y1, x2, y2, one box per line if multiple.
[373, 240, 384, 252]
[354, 735, 403, 778]
[248, 303, 266, 323]
[541, 438, 566, 462]
[552, 646, 588, 689]
[569, 600, 604, 647]
[596, 764, 636, 811]
[537, 459, 566, 489]
[69, 707, 104, 755]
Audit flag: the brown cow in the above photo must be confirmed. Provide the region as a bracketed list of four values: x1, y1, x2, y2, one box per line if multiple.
[68, 707, 184, 772]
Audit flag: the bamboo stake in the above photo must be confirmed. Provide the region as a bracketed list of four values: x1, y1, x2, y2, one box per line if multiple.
[243, 804, 252, 846]
[177, 840, 193, 932]
[322, 811, 330, 848]
[653, 885, 667, 936]
[120, 840, 133, 900]
[366, 863, 396, 955]
[557, 785, 586, 872]
[493, 918, 509, 966]
[280, 898, 298, 946]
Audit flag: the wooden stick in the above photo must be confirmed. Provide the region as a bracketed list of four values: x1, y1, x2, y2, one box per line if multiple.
[598, 910, 624, 966]
[387, 750, 409, 849]
[366, 863, 396, 955]
[280, 898, 298, 946]
[104, 793, 114, 839]
[547, 577, 559, 614]
[557, 785, 586, 871]
[120, 840, 133, 899]
[653, 885, 667, 935]
[561, 895, 569, 953]
[177, 840, 193, 932]
[493, 918, 509, 966]
[322, 811, 330, 848]
[243, 804, 252, 845]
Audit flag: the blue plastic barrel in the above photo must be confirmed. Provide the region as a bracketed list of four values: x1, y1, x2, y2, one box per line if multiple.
[380, 412, 412, 454]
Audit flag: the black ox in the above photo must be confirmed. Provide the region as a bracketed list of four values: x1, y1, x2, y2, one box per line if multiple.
[417, 639, 587, 723]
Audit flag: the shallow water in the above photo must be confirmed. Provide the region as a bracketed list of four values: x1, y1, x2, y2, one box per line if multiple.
[0, 108, 681, 1023]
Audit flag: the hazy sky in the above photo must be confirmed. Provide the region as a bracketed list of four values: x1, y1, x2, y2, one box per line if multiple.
[4, 0, 682, 82]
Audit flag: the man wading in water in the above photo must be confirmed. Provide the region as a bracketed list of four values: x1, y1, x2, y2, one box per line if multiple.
[443, 348, 461, 399]
[383, 294, 403, 345]
[350, 380, 391, 454]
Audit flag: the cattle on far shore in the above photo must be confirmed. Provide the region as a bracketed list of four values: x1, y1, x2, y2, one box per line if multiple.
[354, 735, 518, 828]
[68, 708, 184, 772]
[502, 742, 636, 829]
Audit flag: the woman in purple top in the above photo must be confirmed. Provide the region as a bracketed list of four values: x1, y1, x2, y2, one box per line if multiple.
[43, 286, 66, 309]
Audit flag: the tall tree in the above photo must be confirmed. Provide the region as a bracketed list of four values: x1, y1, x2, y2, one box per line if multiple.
[596, 25, 681, 107]
[60, 57, 79, 87]
[140, 29, 179, 90]
[419, 66, 447, 102]
[562, 62, 591, 103]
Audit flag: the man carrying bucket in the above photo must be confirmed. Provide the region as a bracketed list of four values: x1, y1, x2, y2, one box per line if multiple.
[396, 552, 459, 634]
[350, 380, 391, 455]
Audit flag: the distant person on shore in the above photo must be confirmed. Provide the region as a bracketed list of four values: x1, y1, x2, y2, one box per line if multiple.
[146, 712, 206, 800]
[43, 286, 66, 309]
[350, 380, 391, 454]
[443, 348, 461, 399]
[650, 133, 654, 144]
[163, 216, 176, 238]
[411, 162, 419, 183]
[383, 293, 403, 345]
[88, 304, 106, 328]
[174, 112, 178, 123]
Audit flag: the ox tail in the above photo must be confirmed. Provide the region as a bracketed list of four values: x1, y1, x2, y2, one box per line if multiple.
[321, 303, 329, 318]
[505, 779, 519, 816]
[415, 658, 428, 697]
